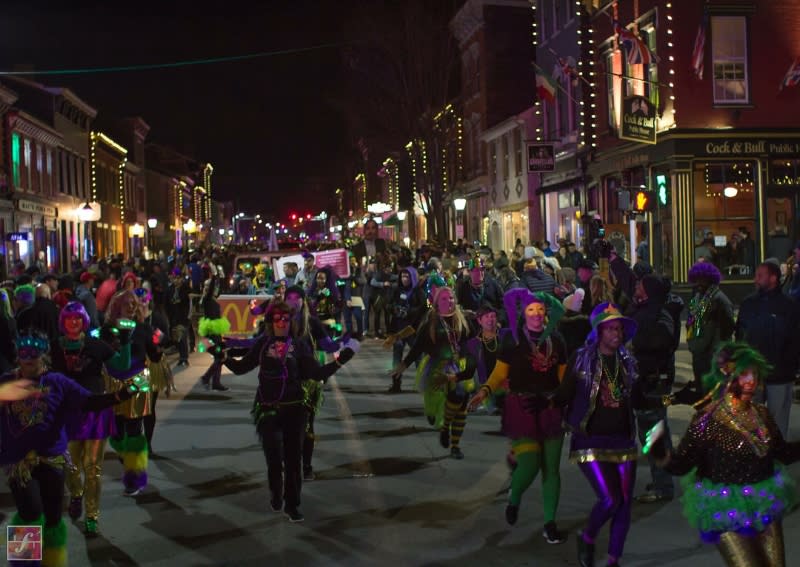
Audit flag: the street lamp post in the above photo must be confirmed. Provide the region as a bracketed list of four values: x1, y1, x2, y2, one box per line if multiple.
[77, 202, 98, 261]
[183, 219, 197, 250]
[147, 218, 157, 255]
[453, 198, 467, 240]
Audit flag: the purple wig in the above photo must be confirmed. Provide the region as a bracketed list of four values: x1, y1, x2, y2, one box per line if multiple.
[687, 261, 722, 285]
[60, 301, 90, 333]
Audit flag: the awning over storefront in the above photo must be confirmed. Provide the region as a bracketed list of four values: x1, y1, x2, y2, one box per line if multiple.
[383, 212, 402, 227]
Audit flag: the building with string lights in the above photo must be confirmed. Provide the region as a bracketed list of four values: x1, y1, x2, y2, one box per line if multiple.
[574, 0, 800, 293]
[144, 144, 214, 253]
[450, 0, 536, 247]
[0, 76, 98, 274]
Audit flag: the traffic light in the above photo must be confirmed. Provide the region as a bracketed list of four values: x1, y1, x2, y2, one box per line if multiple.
[306, 213, 312, 220]
[632, 190, 656, 213]
[290, 213, 297, 220]
[656, 174, 669, 206]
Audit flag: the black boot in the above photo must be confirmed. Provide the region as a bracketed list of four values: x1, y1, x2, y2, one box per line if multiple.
[577, 531, 595, 567]
[302, 434, 315, 480]
[388, 378, 402, 393]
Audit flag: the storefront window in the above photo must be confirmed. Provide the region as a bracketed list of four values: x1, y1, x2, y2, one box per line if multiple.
[693, 161, 757, 278]
[766, 158, 800, 263]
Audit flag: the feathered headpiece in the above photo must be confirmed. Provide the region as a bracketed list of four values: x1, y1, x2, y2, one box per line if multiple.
[700, 341, 771, 403]
[503, 288, 565, 344]
[16, 330, 50, 356]
[425, 273, 447, 303]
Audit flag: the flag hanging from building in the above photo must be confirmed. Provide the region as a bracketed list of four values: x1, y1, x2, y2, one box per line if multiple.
[780, 57, 800, 90]
[614, 21, 658, 65]
[536, 68, 558, 103]
[691, 15, 707, 79]
[555, 55, 579, 86]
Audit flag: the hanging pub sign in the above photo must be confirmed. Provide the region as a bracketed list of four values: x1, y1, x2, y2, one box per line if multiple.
[620, 95, 657, 145]
[527, 143, 556, 172]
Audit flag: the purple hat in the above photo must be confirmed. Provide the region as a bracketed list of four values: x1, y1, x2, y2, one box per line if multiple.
[588, 302, 637, 343]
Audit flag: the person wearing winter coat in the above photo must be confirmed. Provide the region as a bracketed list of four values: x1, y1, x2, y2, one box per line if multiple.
[386, 266, 426, 393]
[684, 262, 734, 393]
[342, 254, 367, 340]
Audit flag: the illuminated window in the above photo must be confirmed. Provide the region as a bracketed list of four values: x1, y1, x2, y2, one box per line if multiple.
[11, 133, 20, 187]
[605, 50, 622, 130]
[712, 16, 749, 104]
[693, 161, 756, 277]
[23, 138, 32, 189]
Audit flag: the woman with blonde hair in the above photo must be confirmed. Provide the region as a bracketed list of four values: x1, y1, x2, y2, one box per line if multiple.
[590, 275, 614, 309]
[391, 287, 475, 457]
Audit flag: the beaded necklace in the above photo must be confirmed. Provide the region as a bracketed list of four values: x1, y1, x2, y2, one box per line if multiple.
[5, 370, 47, 437]
[479, 331, 498, 353]
[439, 316, 461, 359]
[525, 328, 554, 372]
[59, 334, 86, 374]
[600, 353, 624, 401]
[719, 394, 771, 457]
[687, 285, 718, 339]
[256, 337, 292, 404]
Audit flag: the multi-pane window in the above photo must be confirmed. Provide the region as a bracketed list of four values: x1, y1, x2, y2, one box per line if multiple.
[515, 130, 523, 176]
[712, 16, 749, 104]
[490, 141, 497, 184]
[540, 0, 552, 42]
[23, 139, 32, 190]
[606, 50, 622, 130]
[502, 135, 510, 179]
[558, 79, 571, 136]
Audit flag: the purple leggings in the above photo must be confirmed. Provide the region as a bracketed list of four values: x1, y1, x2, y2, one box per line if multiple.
[578, 460, 636, 559]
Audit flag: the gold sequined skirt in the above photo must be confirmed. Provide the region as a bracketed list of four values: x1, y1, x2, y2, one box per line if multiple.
[147, 357, 172, 394]
[104, 369, 152, 419]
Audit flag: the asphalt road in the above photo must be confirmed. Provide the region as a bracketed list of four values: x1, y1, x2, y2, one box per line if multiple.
[1, 340, 798, 566]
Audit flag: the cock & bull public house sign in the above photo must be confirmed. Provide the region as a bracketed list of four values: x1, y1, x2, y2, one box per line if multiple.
[620, 95, 657, 145]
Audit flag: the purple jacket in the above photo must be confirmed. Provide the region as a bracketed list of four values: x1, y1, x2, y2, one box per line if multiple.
[465, 328, 513, 384]
[561, 343, 640, 440]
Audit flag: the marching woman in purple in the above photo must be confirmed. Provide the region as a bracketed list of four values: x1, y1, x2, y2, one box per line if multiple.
[0, 330, 144, 566]
[50, 301, 129, 537]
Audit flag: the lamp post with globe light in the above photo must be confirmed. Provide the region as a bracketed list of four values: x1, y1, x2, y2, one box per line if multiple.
[453, 198, 467, 240]
[147, 218, 157, 255]
[77, 202, 98, 261]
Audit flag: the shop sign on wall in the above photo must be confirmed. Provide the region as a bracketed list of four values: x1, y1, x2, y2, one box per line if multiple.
[620, 95, 656, 145]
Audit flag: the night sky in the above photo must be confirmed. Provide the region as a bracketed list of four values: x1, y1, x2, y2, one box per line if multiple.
[0, 1, 354, 218]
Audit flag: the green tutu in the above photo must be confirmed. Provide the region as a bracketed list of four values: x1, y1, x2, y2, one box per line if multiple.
[415, 354, 447, 428]
[680, 463, 796, 536]
[198, 317, 231, 337]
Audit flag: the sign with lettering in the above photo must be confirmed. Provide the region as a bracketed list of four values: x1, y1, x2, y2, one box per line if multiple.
[6, 232, 28, 242]
[273, 248, 351, 281]
[620, 96, 656, 145]
[527, 143, 556, 172]
[701, 140, 800, 155]
[17, 200, 56, 217]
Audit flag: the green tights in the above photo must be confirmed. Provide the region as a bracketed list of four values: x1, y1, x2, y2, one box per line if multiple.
[509, 435, 564, 523]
